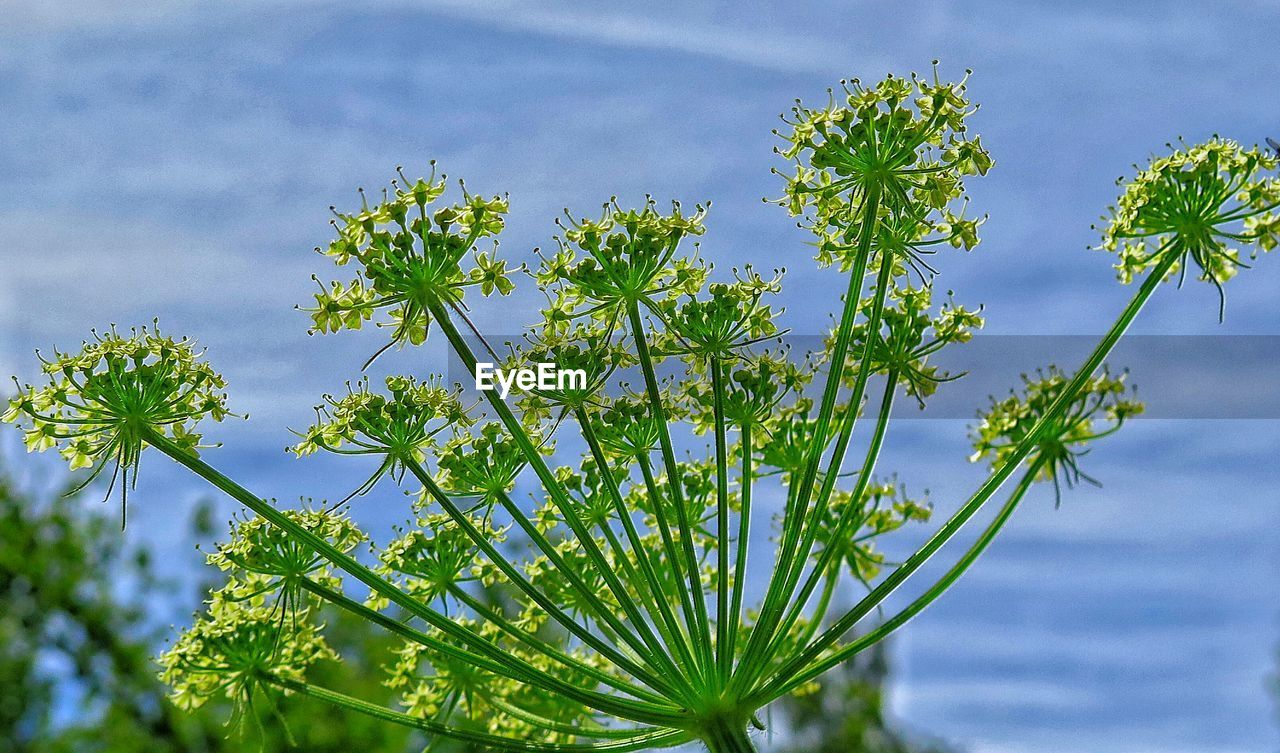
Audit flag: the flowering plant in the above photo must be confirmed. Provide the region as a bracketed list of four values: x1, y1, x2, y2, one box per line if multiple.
[6, 65, 1277, 752]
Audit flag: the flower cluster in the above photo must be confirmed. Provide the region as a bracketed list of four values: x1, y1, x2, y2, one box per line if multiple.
[292, 376, 470, 496]
[307, 165, 516, 358]
[657, 267, 784, 361]
[375, 513, 502, 605]
[1098, 138, 1279, 312]
[754, 400, 842, 479]
[435, 423, 529, 502]
[383, 625, 599, 743]
[684, 352, 809, 432]
[811, 479, 932, 582]
[776, 63, 992, 266]
[970, 367, 1144, 502]
[511, 324, 634, 413]
[2, 325, 230, 523]
[158, 596, 335, 715]
[588, 395, 665, 458]
[536, 198, 708, 329]
[845, 285, 983, 407]
[208, 507, 367, 616]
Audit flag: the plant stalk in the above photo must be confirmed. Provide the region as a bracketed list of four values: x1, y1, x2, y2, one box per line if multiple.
[142, 428, 686, 726]
[753, 251, 1177, 701]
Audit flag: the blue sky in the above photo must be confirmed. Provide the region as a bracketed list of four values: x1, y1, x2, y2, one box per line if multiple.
[2, 2, 1278, 751]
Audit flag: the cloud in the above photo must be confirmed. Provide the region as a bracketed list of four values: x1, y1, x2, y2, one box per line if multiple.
[1, 0, 870, 75]
[417, 0, 867, 75]
[0, 211, 291, 325]
[0, 3, 201, 33]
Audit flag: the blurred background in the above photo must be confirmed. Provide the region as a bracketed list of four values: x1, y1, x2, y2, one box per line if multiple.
[1, 2, 1278, 751]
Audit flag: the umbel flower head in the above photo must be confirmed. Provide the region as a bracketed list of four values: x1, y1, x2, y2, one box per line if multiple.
[510, 323, 633, 411]
[656, 266, 784, 361]
[307, 164, 516, 366]
[683, 351, 810, 432]
[844, 284, 984, 408]
[375, 512, 504, 605]
[811, 479, 932, 582]
[970, 367, 1144, 504]
[536, 197, 708, 327]
[208, 506, 367, 620]
[435, 422, 529, 502]
[776, 62, 992, 264]
[292, 376, 471, 498]
[2, 324, 231, 525]
[1098, 138, 1280, 316]
[588, 394, 664, 458]
[159, 595, 335, 727]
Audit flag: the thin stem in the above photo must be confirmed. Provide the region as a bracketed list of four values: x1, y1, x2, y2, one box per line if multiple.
[757, 369, 897, 673]
[408, 460, 691, 702]
[782, 252, 897, 611]
[485, 486, 663, 671]
[750, 251, 1176, 703]
[636, 450, 705, 662]
[710, 356, 732, 682]
[299, 576, 660, 705]
[725, 423, 753, 676]
[265, 675, 688, 752]
[794, 566, 839, 649]
[576, 409, 704, 685]
[428, 300, 689, 686]
[626, 299, 715, 676]
[753, 458, 1044, 702]
[736, 183, 882, 683]
[443, 584, 663, 704]
[143, 429, 683, 726]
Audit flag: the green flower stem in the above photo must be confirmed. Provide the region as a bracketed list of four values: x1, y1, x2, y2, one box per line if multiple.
[627, 299, 715, 676]
[292, 577, 512, 678]
[265, 674, 689, 752]
[443, 584, 666, 706]
[794, 567, 839, 649]
[634, 449, 706, 667]
[299, 575, 660, 706]
[482, 694, 661, 741]
[700, 715, 757, 753]
[143, 428, 683, 726]
[758, 367, 899, 673]
[576, 409, 705, 686]
[710, 355, 732, 683]
[753, 252, 1176, 702]
[725, 423, 753, 677]
[408, 461, 692, 702]
[487, 480, 673, 677]
[787, 252, 898, 574]
[752, 457, 1044, 702]
[428, 300, 689, 687]
[736, 183, 882, 682]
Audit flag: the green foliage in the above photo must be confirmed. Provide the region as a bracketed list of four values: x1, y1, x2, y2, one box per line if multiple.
[6, 64, 1278, 752]
[0, 471, 418, 753]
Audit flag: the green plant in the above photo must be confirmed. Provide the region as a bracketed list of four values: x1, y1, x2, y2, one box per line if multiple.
[5, 66, 1278, 752]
